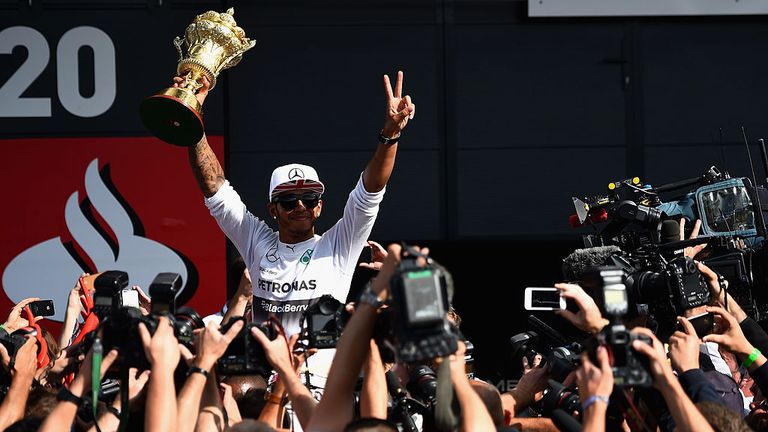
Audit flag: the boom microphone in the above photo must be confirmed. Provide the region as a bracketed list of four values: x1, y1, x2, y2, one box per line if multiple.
[562, 245, 622, 281]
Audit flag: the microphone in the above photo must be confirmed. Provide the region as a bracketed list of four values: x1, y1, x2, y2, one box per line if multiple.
[552, 409, 583, 432]
[562, 246, 622, 281]
[659, 219, 680, 244]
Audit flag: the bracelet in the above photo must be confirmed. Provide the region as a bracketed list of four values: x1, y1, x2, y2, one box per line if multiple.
[106, 405, 121, 419]
[581, 395, 609, 411]
[378, 130, 400, 145]
[187, 366, 210, 378]
[264, 391, 286, 405]
[742, 348, 761, 368]
[57, 387, 84, 407]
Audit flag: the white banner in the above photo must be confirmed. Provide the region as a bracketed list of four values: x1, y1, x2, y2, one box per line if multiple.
[529, 0, 768, 17]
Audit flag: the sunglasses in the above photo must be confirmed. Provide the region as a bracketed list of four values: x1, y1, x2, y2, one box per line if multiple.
[273, 193, 321, 211]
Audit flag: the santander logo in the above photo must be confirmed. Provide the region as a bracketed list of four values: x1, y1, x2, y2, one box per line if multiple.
[2, 158, 189, 321]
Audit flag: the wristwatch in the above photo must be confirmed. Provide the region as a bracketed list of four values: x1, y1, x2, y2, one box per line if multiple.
[378, 130, 400, 145]
[359, 288, 386, 309]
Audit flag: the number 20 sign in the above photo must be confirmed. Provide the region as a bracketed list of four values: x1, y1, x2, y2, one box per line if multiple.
[0, 26, 116, 118]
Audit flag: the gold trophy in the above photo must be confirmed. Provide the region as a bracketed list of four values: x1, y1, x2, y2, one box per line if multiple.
[140, 8, 255, 146]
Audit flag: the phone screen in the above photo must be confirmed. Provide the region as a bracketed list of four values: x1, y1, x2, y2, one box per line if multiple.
[525, 288, 564, 310]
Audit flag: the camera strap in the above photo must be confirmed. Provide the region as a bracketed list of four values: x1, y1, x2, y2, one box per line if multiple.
[92, 338, 102, 423]
[433, 358, 458, 431]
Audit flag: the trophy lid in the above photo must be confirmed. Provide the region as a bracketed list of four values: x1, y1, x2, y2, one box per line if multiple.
[195, 8, 248, 43]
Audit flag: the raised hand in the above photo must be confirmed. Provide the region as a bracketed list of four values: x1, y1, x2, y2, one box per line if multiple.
[138, 317, 180, 370]
[382, 71, 416, 138]
[359, 240, 388, 271]
[251, 324, 292, 374]
[194, 319, 243, 371]
[668, 316, 701, 372]
[702, 306, 755, 357]
[577, 346, 614, 402]
[679, 218, 707, 258]
[173, 75, 211, 107]
[630, 327, 675, 389]
[554, 283, 608, 333]
[4, 298, 42, 333]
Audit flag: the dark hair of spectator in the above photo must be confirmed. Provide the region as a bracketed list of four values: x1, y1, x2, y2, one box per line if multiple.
[696, 401, 752, 432]
[344, 417, 399, 432]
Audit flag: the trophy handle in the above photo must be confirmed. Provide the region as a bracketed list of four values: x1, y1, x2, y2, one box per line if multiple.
[215, 40, 256, 75]
[173, 36, 186, 61]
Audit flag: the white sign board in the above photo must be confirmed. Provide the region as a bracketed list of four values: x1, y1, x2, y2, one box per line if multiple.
[529, 0, 768, 17]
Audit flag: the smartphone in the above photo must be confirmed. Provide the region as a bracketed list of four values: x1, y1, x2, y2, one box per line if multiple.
[524, 287, 566, 311]
[29, 300, 55, 317]
[120, 289, 140, 309]
[680, 312, 714, 338]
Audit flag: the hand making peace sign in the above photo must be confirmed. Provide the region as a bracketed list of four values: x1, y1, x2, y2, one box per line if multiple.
[382, 71, 416, 138]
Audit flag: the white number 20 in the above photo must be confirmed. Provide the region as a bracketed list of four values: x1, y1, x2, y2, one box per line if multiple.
[0, 26, 116, 118]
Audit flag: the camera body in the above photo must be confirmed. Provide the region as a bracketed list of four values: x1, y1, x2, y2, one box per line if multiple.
[666, 256, 710, 311]
[0, 328, 37, 369]
[303, 294, 346, 349]
[216, 317, 277, 376]
[93, 271, 194, 371]
[583, 267, 653, 387]
[389, 254, 457, 363]
[508, 330, 581, 382]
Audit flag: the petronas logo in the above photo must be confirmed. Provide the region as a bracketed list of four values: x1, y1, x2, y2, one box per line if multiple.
[300, 249, 313, 265]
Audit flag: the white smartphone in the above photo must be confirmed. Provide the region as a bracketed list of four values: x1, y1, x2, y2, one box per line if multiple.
[120, 289, 140, 309]
[524, 287, 566, 311]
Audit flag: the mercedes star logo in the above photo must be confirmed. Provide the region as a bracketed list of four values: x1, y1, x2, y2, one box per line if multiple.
[286, 244, 296, 252]
[288, 168, 305, 180]
[266, 247, 280, 263]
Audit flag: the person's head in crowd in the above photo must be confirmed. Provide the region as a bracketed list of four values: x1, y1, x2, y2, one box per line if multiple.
[235, 388, 268, 420]
[23, 387, 57, 419]
[469, 379, 505, 427]
[697, 401, 753, 432]
[344, 418, 398, 432]
[228, 419, 277, 432]
[223, 374, 268, 400]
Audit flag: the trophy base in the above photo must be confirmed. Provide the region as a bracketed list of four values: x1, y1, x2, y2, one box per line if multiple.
[139, 88, 204, 147]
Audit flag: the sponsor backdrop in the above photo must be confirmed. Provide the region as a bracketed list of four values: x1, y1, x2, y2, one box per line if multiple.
[0, 137, 226, 331]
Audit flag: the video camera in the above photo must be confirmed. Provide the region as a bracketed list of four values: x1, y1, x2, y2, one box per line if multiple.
[565, 165, 768, 328]
[387, 247, 458, 364]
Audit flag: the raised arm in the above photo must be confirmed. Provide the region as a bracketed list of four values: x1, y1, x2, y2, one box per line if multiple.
[305, 245, 401, 431]
[0, 338, 38, 430]
[252, 330, 318, 429]
[177, 320, 243, 432]
[176, 76, 225, 198]
[362, 71, 416, 193]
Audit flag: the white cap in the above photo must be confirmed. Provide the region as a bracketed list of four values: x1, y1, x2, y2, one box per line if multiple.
[268, 163, 325, 201]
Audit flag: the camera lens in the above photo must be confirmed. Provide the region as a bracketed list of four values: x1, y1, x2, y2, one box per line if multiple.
[407, 365, 438, 407]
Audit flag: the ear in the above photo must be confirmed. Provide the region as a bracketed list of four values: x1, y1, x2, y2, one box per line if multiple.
[314, 199, 323, 218]
[267, 202, 278, 219]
